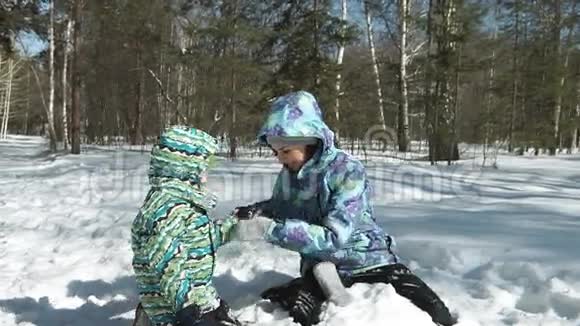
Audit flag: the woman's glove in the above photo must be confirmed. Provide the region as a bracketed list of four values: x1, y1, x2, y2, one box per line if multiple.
[233, 201, 273, 220]
[233, 204, 261, 220]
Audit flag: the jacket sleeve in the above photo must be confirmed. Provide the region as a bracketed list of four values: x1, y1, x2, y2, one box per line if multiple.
[264, 162, 365, 257]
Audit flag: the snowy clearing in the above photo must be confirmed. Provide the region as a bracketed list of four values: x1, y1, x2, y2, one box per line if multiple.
[1, 135, 579, 326]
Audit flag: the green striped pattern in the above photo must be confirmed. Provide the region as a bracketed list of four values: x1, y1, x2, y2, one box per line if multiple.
[159, 126, 219, 155]
[131, 126, 238, 325]
[149, 126, 219, 184]
[132, 187, 239, 325]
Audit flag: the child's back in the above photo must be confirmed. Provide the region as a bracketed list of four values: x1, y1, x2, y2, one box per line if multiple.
[131, 126, 239, 326]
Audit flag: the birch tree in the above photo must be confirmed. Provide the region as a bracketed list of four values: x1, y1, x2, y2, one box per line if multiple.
[508, 0, 521, 153]
[552, 0, 577, 154]
[62, 18, 72, 150]
[426, 0, 462, 163]
[0, 55, 7, 140]
[364, 0, 387, 131]
[397, 0, 410, 151]
[0, 57, 16, 140]
[48, 0, 57, 151]
[70, 0, 82, 154]
[549, 0, 562, 155]
[572, 69, 580, 153]
[332, 0, 347, 143]
[483, 0, 499, 165]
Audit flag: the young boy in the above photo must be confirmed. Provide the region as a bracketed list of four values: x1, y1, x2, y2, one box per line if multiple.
[235, 91, 456, 326]
[131, 126, 241, 326]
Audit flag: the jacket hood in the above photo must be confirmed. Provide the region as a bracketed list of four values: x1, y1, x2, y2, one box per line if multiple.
[257, 91, 336, 154]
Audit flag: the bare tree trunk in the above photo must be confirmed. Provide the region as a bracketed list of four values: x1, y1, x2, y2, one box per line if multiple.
[1, 59, 14, 140]
[425, 0, 435, 164]
[229, 70, 237, 160]
[559, 0, 577, 154]
[190, 67, 197, 122]
[0, 55, 6, 140]
[450, 43, 461, 166]
[508, 0, 520, 153]
[174, 19, 189, 125]
[398, 0, 410, 152]
[48, 0, 57, 151]
[448, 0, 460, 163]
[313, 0, 321, 87]
[164, 20, 176, 129]
[517, 10, 529, 155]
[429, 0, 460, 162]
[137, 68, 144, 144]
[71, 0, 82, 154]
[550, 0, 562, 155]
[227, 0, 239, 160]
[62, 18, 72, 150]
[164, 60, 171, 128]
[332, 0, 347, 143]
[483, 0, 499, 165]
[573, 74, 580, 153]
[156, 59, 164, 131]
[0, 54, 3, 138]
[364, 0, 387, 131]
[130, 49, 144, 145]
[155, 18, 169, 132]
[30, 64, 59, 145]
[449, 0, 460, 163]
[25, 67, 30, 135]
[176, 63, 183, 125]
[0, 55, 4, 139]
[7, 60, 17, 137]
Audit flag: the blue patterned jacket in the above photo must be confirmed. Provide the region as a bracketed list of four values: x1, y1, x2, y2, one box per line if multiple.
[258, 91, 398, 276]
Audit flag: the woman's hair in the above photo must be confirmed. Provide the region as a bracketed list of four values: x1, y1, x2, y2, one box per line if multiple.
[305, 141, 321, 160]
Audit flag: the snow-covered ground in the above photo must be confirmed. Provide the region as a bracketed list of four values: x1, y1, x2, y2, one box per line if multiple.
[1, 135, 579, 326]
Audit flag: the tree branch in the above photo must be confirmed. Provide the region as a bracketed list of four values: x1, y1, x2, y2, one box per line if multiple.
[146, 67, 187, 124]
[146, 68, 175, 104]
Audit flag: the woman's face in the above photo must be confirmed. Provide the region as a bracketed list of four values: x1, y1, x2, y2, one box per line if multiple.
[273, 145, 310, 172]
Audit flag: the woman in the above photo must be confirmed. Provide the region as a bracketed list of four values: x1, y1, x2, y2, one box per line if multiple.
[235, 91, 456, 326]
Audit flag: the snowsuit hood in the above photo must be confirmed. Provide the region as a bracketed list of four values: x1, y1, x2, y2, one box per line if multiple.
[149, 125, 219, 185]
